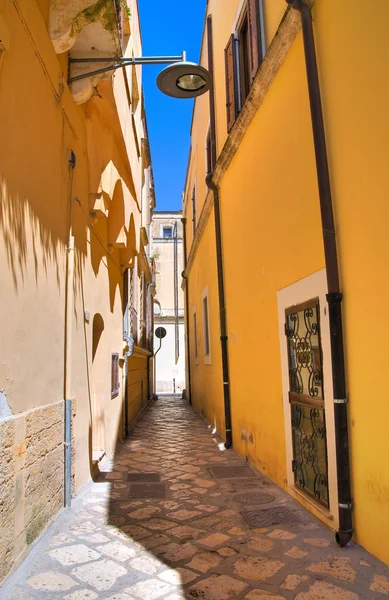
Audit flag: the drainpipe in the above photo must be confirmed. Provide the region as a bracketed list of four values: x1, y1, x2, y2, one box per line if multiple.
[64, 150, 76, 508]
[147, 274, 155, 402]
[181, 216, 192, 404]
[206, 15, 233, 449]
[286, 0, 352, 546]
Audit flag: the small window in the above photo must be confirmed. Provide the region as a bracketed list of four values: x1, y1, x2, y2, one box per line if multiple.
[224, 0, 265, 131]
[111, 353, 120, 398]
[202, 290, 211, 364]
[193, 309, 198, 361]
[238, 12, 251, 107]
[192, 183, 197, 235]
[163, 226, 173, 238]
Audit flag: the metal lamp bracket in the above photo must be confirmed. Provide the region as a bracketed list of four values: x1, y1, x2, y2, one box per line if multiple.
[68, 52, 187, 84]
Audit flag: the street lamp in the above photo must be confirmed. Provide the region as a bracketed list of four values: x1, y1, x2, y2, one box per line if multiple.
[68, 51, 211, 99]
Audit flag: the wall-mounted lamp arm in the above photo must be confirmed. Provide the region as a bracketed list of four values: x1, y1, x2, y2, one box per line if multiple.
[68, 52, 187, 84]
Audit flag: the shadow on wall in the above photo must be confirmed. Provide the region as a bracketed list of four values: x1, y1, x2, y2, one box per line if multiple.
[0, 174, 66, 294]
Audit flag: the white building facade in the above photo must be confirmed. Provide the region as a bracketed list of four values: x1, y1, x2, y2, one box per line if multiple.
[151, 212, 185, 394]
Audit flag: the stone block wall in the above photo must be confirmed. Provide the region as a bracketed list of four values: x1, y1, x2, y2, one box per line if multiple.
[0, 400, 64, 584]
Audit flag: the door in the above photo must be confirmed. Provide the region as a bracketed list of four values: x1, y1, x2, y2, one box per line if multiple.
[285, 299, 329, 507]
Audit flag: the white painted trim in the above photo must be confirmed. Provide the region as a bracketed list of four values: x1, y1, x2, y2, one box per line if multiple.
[232, 0, 248, 32]
[160, 224, 173, 238]
[201, 286, 212, 365]
[277, 269, 339, 530]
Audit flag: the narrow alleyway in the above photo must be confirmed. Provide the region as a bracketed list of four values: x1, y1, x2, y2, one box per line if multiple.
[3, 397, 389, 600]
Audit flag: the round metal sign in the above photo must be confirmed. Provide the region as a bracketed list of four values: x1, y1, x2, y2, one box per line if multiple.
[155, 327, 167, 339]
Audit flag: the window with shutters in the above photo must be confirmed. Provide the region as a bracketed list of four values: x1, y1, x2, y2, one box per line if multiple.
[111, 353, 120, 398]
[225, 0, 265, 132]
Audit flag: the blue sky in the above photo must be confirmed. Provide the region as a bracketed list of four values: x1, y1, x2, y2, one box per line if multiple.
[138, 0, 206, 211]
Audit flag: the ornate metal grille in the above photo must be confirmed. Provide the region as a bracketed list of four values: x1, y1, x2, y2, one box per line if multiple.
[285, 300, 329, 507]
[286, 302, 323, 399]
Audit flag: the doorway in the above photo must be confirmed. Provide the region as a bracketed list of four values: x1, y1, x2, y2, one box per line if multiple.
[277, 269, 338, 527]
[285, 299, 328, 506]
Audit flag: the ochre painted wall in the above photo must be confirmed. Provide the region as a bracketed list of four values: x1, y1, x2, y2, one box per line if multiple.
[312, 0, 389, 565]
[187, 211, 225, 435]
[219, 34, 324, 487]
[184, 0, 389, 567]
[0, 0, 152, 581]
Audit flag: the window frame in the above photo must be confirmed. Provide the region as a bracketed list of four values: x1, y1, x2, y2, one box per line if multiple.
[237, 8, 251, 109]
[111, 353, 120, 398]
[162, 225, 173, 239]
[202, 287, 212, 365]
[193, 306, 199, 365]
[191, 179, 197, 236]
[224, 0, 265, 131]
[205, 125, 215, 176]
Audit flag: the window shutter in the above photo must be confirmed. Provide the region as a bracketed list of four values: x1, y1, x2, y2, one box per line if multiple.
[224, 34, 238, 132]
[248, 0, 263, 80]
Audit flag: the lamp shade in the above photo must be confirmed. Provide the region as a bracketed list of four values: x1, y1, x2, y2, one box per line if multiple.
[157, 62, 211, 99]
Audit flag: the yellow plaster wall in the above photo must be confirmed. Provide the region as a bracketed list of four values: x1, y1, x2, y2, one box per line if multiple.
[0, 0, 148, 544]
[187, 212, 225, 435]
[219, 35, 324, 486]
[185, 0, 389, 567]
[311, 0, 389, 565]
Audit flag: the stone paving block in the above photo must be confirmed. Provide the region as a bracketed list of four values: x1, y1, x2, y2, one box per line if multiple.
[295, 580, 359, 599]
[307, 557, 357, 584]
[27, 571, 78, 592]
[64, 590, 99, 599]
[3, 397, 389, 600]
[199, 533, 231, 547]
[285, 546, 308, 559]
[186, 574, 248, 599]
[48, 544, 101, 566]
[96, 541, 137, 561]
[170, 525, 204, 540]
[155, 542, 198, 562]
[233, 556, 285, 581]
[370, 573, 389, 593]
[71, 559, 127, 591]
[245, 591, 287, 599]
[281, 574, 309, 590]
[124, 578, 174, 599]
[158, 567, 199, 584]
[186, 551, 223, 573]
[129, 555, 164, 574]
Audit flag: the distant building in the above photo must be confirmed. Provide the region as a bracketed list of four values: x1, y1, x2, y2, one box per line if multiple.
[151, 212, 185, 394]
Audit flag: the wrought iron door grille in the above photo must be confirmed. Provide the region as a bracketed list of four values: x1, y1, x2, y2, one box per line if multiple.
[285, 299, 329, 507]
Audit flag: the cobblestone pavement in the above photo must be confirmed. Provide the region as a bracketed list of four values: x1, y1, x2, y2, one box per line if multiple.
[3, 397, 389, 600]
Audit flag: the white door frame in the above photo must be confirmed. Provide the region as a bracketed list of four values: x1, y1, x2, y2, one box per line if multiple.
[277, 268, 339, 529]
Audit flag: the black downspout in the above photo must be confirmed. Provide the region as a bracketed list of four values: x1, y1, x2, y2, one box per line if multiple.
[286, 0, 352, 546]
[181, 217, 192, 404]
[206, 15, 233, 449]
